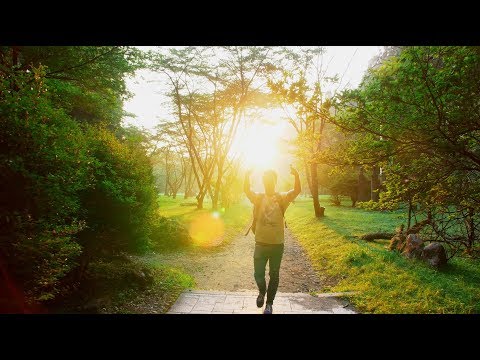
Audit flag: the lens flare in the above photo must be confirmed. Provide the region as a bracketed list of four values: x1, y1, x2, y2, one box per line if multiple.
[189, 212, 225, 246]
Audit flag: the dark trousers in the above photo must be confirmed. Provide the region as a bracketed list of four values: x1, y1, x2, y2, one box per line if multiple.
[253, 242, 285, 305]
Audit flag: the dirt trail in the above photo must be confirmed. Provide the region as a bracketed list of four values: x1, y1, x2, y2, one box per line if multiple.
[144, 229, 323, 293]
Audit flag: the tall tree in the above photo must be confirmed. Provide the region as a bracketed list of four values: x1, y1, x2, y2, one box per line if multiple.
[333, 46, 480, 256]
[268, 47, 340, 217]
[149, 46, 273, 209]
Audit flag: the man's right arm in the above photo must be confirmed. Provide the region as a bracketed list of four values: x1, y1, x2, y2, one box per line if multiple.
[244, 170, 257, 204]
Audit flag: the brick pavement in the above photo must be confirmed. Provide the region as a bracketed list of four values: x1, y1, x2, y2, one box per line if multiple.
[167, 290, 357, 314]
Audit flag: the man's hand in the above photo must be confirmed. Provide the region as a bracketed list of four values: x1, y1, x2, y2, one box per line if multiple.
[286, 165, 301, 201]
[290, 165, 299, 177]
[244, 168, 256, 203]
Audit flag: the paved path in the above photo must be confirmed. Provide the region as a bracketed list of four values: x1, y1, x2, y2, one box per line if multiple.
[167, 290, 357, 314]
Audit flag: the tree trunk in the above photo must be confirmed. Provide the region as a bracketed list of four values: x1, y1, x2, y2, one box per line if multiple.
[350, 194, 357, 207]
[407, 199, 413, 230]
[304, 161, 312, 196]
[164, 182, 169, 196]
[467, 207, 475, 252]
[212, 163, 223, 210]
[371, 165, 380, 202]
[357, 166, 370, 202]
[212, 193, 219, 210]
[164, 151, 169, 196]
[196, 192, 205, 210]
[184, 167, 194, 199]
[310, 161, 324, 217]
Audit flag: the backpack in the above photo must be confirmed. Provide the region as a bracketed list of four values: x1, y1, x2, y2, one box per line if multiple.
[244, 193, 287, 236]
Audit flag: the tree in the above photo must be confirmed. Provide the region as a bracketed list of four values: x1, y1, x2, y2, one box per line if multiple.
[0, 46, 156, 306]
[149, 46, 273, 209]
[268, 47, 340, 217]
[333, 46, 480, 257]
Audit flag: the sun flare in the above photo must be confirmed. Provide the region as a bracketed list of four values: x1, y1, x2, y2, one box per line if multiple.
[231, 116, 286, 172]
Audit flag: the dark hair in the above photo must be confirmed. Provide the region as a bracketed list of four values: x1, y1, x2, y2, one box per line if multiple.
[263, 169, 277, 183]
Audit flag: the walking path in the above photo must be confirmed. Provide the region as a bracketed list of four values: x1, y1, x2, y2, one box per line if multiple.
[148, 229, 323, 293]
[141, 227, 358, 314]
[168, 290, 356, 314]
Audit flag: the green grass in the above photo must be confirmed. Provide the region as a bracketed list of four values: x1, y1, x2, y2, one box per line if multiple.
[157, 195, 251, 249]
[286, 195, 480, 314]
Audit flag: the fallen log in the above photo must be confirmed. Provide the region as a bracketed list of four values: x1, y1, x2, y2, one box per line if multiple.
[360, 232, 395, 241]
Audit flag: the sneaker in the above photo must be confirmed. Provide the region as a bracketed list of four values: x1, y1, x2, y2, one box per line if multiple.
[263, 304, 273, 314]
[256, 293, 265, 308]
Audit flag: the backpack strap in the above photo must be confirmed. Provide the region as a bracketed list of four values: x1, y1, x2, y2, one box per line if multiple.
[274, 193, 287, 229]
[245, 194, 265, 236]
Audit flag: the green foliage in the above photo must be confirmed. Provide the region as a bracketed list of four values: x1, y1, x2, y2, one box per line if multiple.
[334, 46, 480, 256]
[356, 200, 398, 211]
[150, 216, 191, 250]
[0, 46, 155, 306]
[0, 61, 91, 302]
[85, 257, 154, 294]
[321, 166, 359, 206]
[81, 126, 157, 254]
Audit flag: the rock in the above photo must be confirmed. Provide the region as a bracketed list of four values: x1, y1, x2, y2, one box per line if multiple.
[390, 233, 406, 252]
[319, 207, 325, 217]
[128, 266, 154, 289]
[402, 234, 424, 259]
[80, 297, 111, 314]
[422, 242, 447, 268]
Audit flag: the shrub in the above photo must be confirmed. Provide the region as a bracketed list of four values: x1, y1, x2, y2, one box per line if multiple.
[79, 126, 158, 255]
[150, 215, 191, 250]
[330, 194, 341, 206]
[0, 65, 91, 304]
[357, 200, 398, 211]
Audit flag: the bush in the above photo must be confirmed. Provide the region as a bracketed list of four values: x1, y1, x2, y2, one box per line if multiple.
[0, 65, 91, 304]
[150, 216, 191, 250]
[330, 194, 341, 206]
[79, 126, 158, 255]
[0, 49, 157, 308]
[357, 200, 398, 211]
[85, 257, 154, 293]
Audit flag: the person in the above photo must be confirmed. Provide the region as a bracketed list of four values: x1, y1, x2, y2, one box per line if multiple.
[244, 165, 301, 314]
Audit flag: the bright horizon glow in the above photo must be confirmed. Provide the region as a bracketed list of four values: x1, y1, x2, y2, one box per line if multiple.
[231, 115, 286, 172]
[123, 46, 382, 132]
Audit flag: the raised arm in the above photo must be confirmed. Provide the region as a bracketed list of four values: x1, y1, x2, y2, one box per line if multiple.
[286, 165, 301, 202]
[244, 169, 257, 204]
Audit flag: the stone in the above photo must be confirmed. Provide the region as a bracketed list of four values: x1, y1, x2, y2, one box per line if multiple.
[389, 233, 406, 252]
[389, 225, 406, 252]
[422, 242, 447, 268]
[80, 296, 111, 313]
[402, 234, 424, 259]
[318, 207, 325, 217]
[131, 268, 154, 288]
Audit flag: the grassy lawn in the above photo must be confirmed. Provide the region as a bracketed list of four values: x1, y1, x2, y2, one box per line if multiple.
[286, 195, 480, 314]
[157, 195, 251, 249]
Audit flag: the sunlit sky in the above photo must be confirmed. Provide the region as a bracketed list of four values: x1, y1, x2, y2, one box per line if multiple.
[122, 46, 382, 188]
[123, 46, 382, 132]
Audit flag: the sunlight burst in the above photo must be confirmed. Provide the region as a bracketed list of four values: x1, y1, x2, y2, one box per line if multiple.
[189, 212, 225, 246]
[232, 115, 286, 172]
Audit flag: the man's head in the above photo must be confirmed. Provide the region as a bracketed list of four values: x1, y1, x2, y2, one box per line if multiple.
[262, 169, 277, 194]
